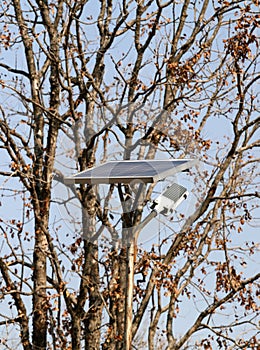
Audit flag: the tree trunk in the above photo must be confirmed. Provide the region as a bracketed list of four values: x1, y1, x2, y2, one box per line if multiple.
[84, 242, 102, 350]
[71, 315, 82, 350]
[32, 217, 48, 350]
[32, 120, 59, 349]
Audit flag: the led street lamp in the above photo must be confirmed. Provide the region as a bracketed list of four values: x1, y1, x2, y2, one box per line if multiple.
[151, 183, 188, 216]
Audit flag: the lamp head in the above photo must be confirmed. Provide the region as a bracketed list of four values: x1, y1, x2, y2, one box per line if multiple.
[151, 183, 188, 216]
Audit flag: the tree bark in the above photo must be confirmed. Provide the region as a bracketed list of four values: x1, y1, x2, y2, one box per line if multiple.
[32, 219, 48, 350]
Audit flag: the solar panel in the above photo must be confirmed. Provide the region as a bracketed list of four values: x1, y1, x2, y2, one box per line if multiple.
[64, 159, 198, 185]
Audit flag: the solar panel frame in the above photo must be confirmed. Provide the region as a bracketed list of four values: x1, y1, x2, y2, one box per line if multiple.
[64, 159, 198, 185]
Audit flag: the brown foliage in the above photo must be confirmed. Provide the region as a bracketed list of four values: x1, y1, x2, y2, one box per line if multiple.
[0, 1, 259, 350]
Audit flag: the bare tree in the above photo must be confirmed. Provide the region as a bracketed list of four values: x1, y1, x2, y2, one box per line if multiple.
[0, 1, 259, 349]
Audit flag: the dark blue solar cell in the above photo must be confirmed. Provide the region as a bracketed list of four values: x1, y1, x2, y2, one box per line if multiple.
[65, 159, 197, 184]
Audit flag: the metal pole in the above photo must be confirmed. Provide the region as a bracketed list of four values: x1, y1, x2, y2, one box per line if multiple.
[124, 236, 135, 350]
[124, 211, 157, 350]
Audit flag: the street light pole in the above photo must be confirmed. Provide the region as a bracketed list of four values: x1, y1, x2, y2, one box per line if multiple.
[124, 237, 135, 350]
[124, 211, 157, 350]
[123, 183, 188, 350]
[64, 160, 195, 350]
